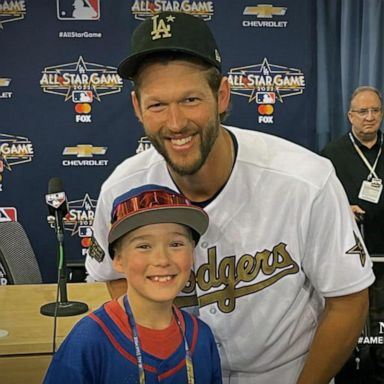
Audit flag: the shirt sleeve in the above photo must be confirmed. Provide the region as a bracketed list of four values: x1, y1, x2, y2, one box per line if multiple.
[43, 320, 98, 384]
[85, 187, 124, 282]
[302, 169, 375, 297]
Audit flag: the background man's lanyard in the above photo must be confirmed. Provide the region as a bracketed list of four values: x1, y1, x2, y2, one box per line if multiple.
[123, 295, 195, 384]
[349, 132, 383, 180]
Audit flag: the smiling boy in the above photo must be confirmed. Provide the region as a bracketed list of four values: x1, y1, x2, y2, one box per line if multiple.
[44, 185, 222, 384]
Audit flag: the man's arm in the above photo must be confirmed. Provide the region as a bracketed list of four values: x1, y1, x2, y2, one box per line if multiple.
[297, 288, 369, 384]
[106, 278, 127, 299]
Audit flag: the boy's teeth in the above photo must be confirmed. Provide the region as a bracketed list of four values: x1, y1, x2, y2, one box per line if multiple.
[152, 276, 172, 282]
[171, 136, 192, 145]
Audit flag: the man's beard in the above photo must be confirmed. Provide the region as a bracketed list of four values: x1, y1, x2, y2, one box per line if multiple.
[146, 118, 220, 176]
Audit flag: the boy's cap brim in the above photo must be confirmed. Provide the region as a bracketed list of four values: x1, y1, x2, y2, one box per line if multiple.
[117, 12, 222, 80]
[107, 185, 209, 258]
[108, 205, 208, 245]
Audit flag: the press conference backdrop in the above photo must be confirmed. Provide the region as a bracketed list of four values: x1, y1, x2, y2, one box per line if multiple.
[0, 0, 316, 283]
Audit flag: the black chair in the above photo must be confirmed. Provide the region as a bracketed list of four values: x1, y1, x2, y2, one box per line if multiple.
[0, 221, 42, 284]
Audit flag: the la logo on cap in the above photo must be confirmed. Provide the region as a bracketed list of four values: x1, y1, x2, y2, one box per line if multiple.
[151, 14, 175, 40]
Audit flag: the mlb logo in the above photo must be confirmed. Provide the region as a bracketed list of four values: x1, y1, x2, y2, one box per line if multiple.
[79, 226, 93, 237]
[72, 90, 93, 103]
[57, 0, 100, 20]
[256, 92, 276, 104]
[0, 207, 17, 222]
[46, 192, 66, 209]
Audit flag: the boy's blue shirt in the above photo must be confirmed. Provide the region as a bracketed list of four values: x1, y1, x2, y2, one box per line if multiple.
[43, 300, 222, 384]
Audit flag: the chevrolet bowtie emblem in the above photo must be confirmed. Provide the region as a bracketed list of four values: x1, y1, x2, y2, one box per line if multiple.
[63, 145, 107, 158]
[243, 5, 287, 18]
[0, 78, 11, 87]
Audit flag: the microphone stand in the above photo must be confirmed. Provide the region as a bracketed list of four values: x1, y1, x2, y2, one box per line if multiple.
[40, 210, 88, 317]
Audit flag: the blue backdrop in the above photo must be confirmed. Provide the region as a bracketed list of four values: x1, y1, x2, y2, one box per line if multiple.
[0, 0, 317, 282]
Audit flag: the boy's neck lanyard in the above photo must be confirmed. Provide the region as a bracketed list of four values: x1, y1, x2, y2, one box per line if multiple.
[123, 295, 195, 384]
[349, 132, 383, 180]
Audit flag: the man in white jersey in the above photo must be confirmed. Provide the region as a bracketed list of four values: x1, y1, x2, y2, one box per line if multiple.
[86, 12, 374, 384]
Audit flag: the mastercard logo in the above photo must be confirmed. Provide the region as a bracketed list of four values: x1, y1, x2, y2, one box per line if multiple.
[258, 104, 274, 115]
[75, 103, 92, 114]
[81, 237, 92, 248]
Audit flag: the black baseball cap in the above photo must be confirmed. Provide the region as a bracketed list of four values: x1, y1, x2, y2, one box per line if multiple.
[108, 184, 209, 258]
[118, 12, 222, 80]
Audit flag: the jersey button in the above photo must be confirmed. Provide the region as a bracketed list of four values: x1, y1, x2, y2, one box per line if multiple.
[201, 241, 209, 248]
[209, 307, 216, 314]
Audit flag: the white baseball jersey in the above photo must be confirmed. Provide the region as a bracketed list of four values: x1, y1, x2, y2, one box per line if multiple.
[86, 126, 374, 383]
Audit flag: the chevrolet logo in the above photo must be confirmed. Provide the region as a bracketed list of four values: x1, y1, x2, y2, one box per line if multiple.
[0, 78, 11, 87]
[63, 145, 107, 158]
[244, 4, 287, 18]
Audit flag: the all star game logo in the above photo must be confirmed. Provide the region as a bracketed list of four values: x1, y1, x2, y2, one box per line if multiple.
[0, 0, 26, 29]
[40, 56, 123, 123]
[131, 0, 214, 20]
[0, 133, 34, 192]
[228, 58, 305, 124]
[64, 193, 97, 256]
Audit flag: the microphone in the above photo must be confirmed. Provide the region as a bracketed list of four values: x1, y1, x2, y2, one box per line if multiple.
[40, 177, 88, 317]
[45, 177, 68, 241]
[46, 177, 68, 213]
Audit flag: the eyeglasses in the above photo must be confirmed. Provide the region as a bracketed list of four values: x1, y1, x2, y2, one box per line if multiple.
[350, 107, 382, 118]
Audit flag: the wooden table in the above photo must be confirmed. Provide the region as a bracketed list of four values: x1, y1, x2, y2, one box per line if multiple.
[0, 282, 110, 384]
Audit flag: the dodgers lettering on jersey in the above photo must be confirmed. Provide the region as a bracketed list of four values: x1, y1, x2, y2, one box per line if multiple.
[176, 242, 299, 312]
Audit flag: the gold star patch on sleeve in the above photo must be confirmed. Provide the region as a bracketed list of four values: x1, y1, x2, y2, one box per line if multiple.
[346, 232, 367, 267]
